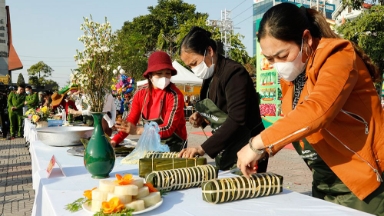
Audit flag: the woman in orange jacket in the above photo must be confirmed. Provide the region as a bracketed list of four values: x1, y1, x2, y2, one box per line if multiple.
[237, 3, 384, 215]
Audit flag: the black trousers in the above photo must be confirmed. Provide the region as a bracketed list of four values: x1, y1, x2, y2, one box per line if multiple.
[0, 110, 9, 138]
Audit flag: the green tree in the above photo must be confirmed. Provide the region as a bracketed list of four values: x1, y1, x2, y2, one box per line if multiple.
[16, 73, 25, 86]
[114, 0, 205, 82]
[244, 55, 257, 77]
[175, 15, 251, 72]
[337, 5, 384, 94]
[27, 61, 54, 87]
[172, 15, 215, 65]
[45, 79, 59, 91]
[113, 30, 148, 82]
[342, 0, 383, 10]
[114, 0, 253, 81]
[227, 33, 251, 65]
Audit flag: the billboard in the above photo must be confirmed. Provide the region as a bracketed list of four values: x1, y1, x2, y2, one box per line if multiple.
[0, 0, 8, 76]
[256, 39, 282, 123]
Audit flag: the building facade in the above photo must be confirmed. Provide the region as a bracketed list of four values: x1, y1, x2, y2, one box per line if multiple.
[252, 0, 274, 56]
[253, 0, 339, 56]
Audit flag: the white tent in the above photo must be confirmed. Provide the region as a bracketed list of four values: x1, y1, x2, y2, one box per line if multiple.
[137, 60, 202, 87]
[171, 60, 202, 85]
[137, 79, 148, 87]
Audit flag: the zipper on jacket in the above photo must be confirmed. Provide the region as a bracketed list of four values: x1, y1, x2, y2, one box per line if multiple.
[341, 110, 369, 134]
[267, 127, 309, 155]
[325, 129, 383, 182]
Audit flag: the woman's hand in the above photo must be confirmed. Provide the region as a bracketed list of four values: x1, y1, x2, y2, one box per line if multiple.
[135, 127, 144, 135]
[189, 112, 205, 128]
[237, 135, 266, 178]
[115, 120, 141, 135]
[68, 108, 76, 114]
[178, 146, 205, 158]
[68, 108, 81, 116]
[110, 140, 118, 147]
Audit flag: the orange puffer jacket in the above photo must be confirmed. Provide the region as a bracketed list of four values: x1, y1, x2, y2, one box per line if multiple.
[260, 38, 384, 200]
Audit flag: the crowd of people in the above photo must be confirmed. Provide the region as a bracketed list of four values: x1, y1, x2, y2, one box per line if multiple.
[0, 81, 134, 141]
[0, 3, 383, 215]
[0, 84, 53, 139]
[114, 3, 383, 215]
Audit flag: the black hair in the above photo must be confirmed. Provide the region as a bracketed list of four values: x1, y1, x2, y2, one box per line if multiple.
[258, 3, 380, 83]
[25, 85, 32, 90]
[258, 3, 338, 46]
[180, 26, 222, 55]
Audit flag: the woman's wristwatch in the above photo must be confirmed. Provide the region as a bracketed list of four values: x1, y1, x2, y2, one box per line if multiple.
[248, 137, 265, 155]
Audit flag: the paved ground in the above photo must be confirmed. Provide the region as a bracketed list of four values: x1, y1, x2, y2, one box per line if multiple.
[0, 137, 34, 216]
[0, 122, 312, 216]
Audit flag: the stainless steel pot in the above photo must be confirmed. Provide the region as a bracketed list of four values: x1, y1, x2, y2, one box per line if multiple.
[36, 126, 94, 147]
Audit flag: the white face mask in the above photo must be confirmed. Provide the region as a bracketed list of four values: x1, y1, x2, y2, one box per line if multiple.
[151, 77, 170, 90]
[191, 50, 215, 79]
[273, 41, 307, 81]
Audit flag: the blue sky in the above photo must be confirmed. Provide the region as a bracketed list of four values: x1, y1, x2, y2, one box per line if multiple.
[7, 0, 255, 87]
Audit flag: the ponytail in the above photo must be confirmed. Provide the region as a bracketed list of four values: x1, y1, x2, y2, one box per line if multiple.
[305, 8, 339, 39]
[180, 26, 223, 55]
[352, 43, 381, 83]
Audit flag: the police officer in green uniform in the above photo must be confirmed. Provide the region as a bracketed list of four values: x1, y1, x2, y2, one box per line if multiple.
[8, 85, 25, 138]
[24, 85, 39, 109]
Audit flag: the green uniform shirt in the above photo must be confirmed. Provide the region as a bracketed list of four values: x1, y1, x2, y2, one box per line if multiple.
[25, 92, 39, 109]
[7, 92, 26, 114]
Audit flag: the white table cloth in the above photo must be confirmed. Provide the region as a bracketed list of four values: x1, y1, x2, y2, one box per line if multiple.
[32, 164, 372, 216]
[29, 140, 372, 216]
[24, 118, 38, 143]
[29, 140, 84, 189]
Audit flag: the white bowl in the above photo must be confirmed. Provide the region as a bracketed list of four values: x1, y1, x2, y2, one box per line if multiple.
[36, 126, 94, 147]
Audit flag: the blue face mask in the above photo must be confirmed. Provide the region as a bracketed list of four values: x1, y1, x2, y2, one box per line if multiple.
[26, 91, 30, 95]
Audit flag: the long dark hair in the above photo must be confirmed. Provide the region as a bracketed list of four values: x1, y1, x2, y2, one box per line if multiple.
[258, 3, 380, 83]
[146, 77, 154, 93]
[179, 26, 222, 55]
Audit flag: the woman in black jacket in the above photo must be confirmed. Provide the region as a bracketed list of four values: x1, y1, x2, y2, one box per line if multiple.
[178, 26, 268, 171]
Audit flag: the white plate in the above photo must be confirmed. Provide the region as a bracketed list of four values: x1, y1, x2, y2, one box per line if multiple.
[82, 198, 163, 215]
